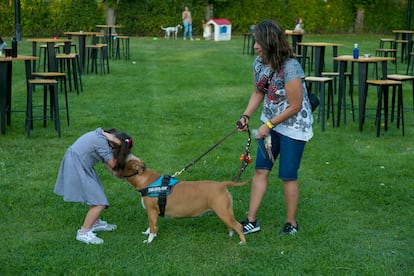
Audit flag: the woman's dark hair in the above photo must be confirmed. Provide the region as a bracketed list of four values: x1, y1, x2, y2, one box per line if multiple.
[104, 128, 133, 171]
[254, 20, 293, 71]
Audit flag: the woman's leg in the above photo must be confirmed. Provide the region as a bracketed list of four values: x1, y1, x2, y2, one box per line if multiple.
[283, 180, 299, 227]
[183, 22, 188, 39]
[278, 133, 305, 234]
[247, 169, 270, 222]
[189, 24, 193, 40]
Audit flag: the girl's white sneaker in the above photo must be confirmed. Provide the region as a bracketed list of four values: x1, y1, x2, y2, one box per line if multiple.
[76, 230, 104, 244]
[91, 220, 117, 232]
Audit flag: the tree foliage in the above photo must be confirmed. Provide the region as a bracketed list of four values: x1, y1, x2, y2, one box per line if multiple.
[0, 0, 412, 37]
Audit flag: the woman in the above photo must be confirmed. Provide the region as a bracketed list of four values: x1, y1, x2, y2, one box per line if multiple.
[237, 20, 313, 236]
[182, 6, 193, 40]
[54, 128, 133, 244]
[294, 17, 305, 33]
[0, 36, 7, 51]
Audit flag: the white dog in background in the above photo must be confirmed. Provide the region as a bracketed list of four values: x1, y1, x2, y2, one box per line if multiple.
[161, 25, 182, 40]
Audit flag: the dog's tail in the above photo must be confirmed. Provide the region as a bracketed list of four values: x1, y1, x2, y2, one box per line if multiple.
[225, 180, 249, 187]
[161, 26, 167, 30]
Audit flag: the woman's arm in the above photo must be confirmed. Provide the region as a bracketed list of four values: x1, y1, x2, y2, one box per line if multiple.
[256, 78, 303, 139]
[238, 72, 265, 130]
[243, 88, 265, 118]
[270, 78, 303, 125]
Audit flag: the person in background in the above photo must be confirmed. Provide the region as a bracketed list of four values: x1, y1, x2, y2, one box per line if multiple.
[292, 17, 304, 55]
[182, 6, 193, 40]
[294, 17, 305, 33]
[0, 37, 7, 51]
[54, 128, 133, 244]
[237, 20, 313, 236]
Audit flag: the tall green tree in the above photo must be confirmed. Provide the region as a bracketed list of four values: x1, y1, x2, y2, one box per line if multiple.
[99, 0, 120, 34]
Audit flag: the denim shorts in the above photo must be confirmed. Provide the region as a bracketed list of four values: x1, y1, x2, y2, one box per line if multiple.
[255, 130, 306, 181]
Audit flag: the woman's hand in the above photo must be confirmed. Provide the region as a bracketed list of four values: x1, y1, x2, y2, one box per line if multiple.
[237, 115, 249, 131]
[256, 123, 271, 139]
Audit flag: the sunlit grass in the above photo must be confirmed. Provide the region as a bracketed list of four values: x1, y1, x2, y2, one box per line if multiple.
[0, 34, 413, 275]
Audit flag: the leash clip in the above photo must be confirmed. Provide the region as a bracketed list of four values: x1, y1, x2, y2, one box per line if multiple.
[172, 168, 185, 178]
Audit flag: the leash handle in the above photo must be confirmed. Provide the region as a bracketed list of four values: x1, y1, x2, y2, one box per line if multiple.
[233, 127, 252, 181]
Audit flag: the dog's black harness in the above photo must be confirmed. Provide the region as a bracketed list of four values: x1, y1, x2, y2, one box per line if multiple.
[139, 175, 179, 217]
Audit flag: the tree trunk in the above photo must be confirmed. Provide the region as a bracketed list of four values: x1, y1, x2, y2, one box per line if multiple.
[355, 8, 364, 33]
[106, 8, 117, 35]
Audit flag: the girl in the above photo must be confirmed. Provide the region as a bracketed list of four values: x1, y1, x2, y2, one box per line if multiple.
[54, 127, 133, 244]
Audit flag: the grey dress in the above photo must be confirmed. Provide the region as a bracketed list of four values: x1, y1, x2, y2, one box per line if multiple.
[54, 128, 113, 206]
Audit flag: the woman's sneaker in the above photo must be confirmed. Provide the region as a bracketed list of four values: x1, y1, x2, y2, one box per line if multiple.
[241, 219, 260, 234]
[91, 220, 117, 232]
[279, 222, 299, 236]
[76, 230, 104, 244]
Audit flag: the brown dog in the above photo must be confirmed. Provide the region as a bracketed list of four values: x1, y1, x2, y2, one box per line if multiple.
[121, 154, 248, 244]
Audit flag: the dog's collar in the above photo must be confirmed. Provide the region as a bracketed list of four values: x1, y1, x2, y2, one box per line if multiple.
[123, 165, 146, 178]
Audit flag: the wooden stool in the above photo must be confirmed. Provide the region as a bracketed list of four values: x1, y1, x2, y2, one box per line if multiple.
[86, 43, 109, 74]
[375, 49, 398, 73]
[31, 72, 69, 127]
[115, 35, 130, 60]
[379, 38, 395, 48]
[387, 74, 414, 111]
[56, 53, 83, 94]
[26, 79, 60, 138]
[375, 38, 396, 56]
[32, 71, 68, 93]
[395, 39, 408, 63]
[56, 42, 78, 54]
[321, 71, 355, 123]
[305, 76, 335, 131]
[366, 79, 404, 137]
[37, 44, 60, 72]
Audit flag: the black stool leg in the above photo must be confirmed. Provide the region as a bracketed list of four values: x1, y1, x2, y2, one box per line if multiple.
[51, 82, 61, 137]
[76, 55, 83, 92]
[383, 86, 389, 132]
[71, 58, 79, 95]
[376, 85, 383, 137]
[26, 84, 33, 138]
[397, 84, 404, 135]
[348, 75, 355, 122]
[319, 82, 326, 131]
[328, 80, 335, 127]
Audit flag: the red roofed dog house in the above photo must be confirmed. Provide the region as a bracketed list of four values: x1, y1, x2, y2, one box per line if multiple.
[206, 18, 232, 41]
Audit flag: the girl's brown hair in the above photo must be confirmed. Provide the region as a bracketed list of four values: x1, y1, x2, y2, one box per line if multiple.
[104, 128, 133, 171]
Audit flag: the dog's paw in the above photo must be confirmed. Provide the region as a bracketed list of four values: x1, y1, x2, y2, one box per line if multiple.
[228, 231, 236, 237]
[142, 227, 150, 235]
[143, 233, 157, 244]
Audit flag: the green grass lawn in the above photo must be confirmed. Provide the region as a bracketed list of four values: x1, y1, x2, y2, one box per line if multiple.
[0, 34, 413, 275]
